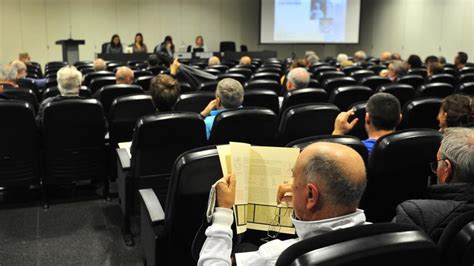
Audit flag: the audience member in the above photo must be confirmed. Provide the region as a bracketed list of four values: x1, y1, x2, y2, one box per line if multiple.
[305, 51, 320, 67]
[198, 142, 367, 265]
[332, 93, 402, 153]
[115, 66, 134, 85]
[336, 53, 349, 64]
[149, 74, 181, 111]
[427, 62, 444, 78]
[380, 51, 392, 62]
[454, 51, 468, 70]
[19, 52, 31, 64]
[407, 55, 423, 69]
[281, 58, 307, 87]
[106, 34, 123, 54]
[37, 66, 82, 124]
[155, 35, 175, 57]
[192, 35, 207, 52]
[425, 55, 439, 66]
[437, 94, 474, 132]
[439, 56, 447, 65]
[387, 60, 408, 81]
[391, 53, 402, 61]
[340, 60, 354, 69]
[208, 56, 221, 67]
[239, 56, 252, 65]
[147, 54, 160, 67]
[132, 33, 147, 53]
[200, 78, 244, 139]
[11, 60, 28, 80]
[353, 50, 367, 63]
[93, 58, 107, 71]
[393, 127, 474, 243]
[286, 67, 310, 91]
[0, 64, 19, 88]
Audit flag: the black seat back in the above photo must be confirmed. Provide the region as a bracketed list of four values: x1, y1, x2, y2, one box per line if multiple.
[329, 85, 373, 111]
[0, 101, 39, 187]
[408, 68, 428, 78]
[250, 72, 280, 82]
[83, 71, 114, 87]
[351, 69, 376, 82]
[198, 80, 219, 92]
[360, 76, 392, 91]
[276, 223, 438, 266]
[278, 103, 340, 144]
[429, 73, 456, 86]
[398, 74, 425, 89]
[456, 81, 474, 96]
[377, 83, 415, 108]
[43, 86, 92, 100]
[245, 79, 280, 95]
[209, 107, 277, 145]
[347, 102, 368, 140]
[243, 89, 280, 115]
[218, 73, 246, 85]
[90, 76, 117, 94]
[363, 129, 442, 222]
[438, 210, 474, 266]
[174, 92, 215, 113]
[3, 88, 38, 113]
[417, 82, 454, 98]
[280, 88, 329, 115]
[322, 77, 357, 94]
[402, 97, 442, 129]
[96, 84, 144, 116]
[135, 75, 154, 91]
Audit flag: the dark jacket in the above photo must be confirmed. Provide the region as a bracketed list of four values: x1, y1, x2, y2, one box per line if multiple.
[393, 183, 474, 243]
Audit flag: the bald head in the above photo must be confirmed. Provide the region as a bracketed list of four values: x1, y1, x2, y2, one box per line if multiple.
[287, 67, 310, 91]
[239, 56, 252, 65]
[380, 51, 392, 62]
[115, 66, 134, 84]
[93, 58, 107, 71]
[295, 142, 366, 214]
[208, 56, 220, 66]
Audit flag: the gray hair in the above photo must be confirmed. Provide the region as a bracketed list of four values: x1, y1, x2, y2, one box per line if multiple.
[0, 64, 18, 81]
[336, 53, 348, 63]
[440, 127, 474, 182]
[306, 54, 319, 65]
[287, 67, 310, 90]
[389, 60, 408, 76]
[215, 78, 244, 109]
[93, 58, 107, 71]
[57, 66, 82, 96]
[354, 50, 367, 61]
[303, 153, 367, 207]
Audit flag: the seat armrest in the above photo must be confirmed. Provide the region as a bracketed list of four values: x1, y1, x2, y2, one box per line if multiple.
[116, 148, 131, 169]
[139, 189, 165, 223]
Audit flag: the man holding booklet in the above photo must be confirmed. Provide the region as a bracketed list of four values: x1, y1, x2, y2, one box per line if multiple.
[198, 142, 368, 265]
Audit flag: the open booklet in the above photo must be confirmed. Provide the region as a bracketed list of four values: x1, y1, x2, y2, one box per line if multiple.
[217, 142, 300, 235]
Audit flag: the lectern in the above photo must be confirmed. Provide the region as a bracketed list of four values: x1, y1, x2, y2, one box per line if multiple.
[55, 39, 85, 64]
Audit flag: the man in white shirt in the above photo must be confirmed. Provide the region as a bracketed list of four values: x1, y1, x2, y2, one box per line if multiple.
[198, 142, 368, 265]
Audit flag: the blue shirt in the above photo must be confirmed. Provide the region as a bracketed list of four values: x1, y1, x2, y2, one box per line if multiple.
[204, 109, 226, 139]
[362, 139, 377, 153]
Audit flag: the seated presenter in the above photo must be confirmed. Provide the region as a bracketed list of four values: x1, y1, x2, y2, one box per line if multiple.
[132, 33, 148, 53]
[192, 35, 207, 52]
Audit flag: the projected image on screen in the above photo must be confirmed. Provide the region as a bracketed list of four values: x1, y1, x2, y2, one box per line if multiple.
[261, 0, 360, 44]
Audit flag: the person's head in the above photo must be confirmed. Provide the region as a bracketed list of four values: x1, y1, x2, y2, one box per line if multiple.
[195, 35, 204, 47]
[387, 60, 407, 81]
[365, 93, 402, 133]
[93, 58, 107, 71]
[305, 52, 319, 67]
[149, 74, 181, 111]
[407, 54, 422, 69]
[56, 66, 82, 96]
[353, 50, 367, 62]
[111, 34, 121, 47]
[215, 78, 244, 109]
[435, 127, 474, 185]
[148, 54, 159, 67]
[438, 94, 473, 132]
[287, 67, 310, 91]
[115, 66, 134, 85]
[439, 56, 447, 64]
[19, 52, 31, 64]
[208, 56, 221, 66]
[428, 62, 444, 76]
[455, 51, 468, 69]
[134, 33, 144, 45]
[425, 55, 439, 66]
[336, 53, 348, 64]
[0, 64, 18, 82]
[391, 53, 402, 61]
[290, 58, 307, 70]
[380, 51, 392, 62]
[291, 142, 367, 221]
[164, 35, 173, 44]
[11, 60, 27, 79]
[239, 56, 252, 65]
[340, 60, 354, 68]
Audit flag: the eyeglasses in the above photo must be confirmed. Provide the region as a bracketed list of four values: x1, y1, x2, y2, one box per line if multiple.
[260, 205, 291, 242]
[430, 159, 445, 174]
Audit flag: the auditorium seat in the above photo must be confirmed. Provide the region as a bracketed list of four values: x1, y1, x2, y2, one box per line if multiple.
[401, 97, 442, 129]
[83, 71, 115, 87]
[456, 82, 474, 95]
[250, 72, 280, 82]
[362, 129, 442, 222]
[351, 69, 376, 82]
[174, 91, 215, 113]
[139, 145, 222, 265]
[89, 76, 117, 94]
[42, 86, 92, 100]
[208, 107, 277, 145]
[227, 67, 252, 80]
[377, 83, 415, 108]
[280, 88, 329, 115]
[147, 65, 167, 75]
[342, 65, 363, 76]
[444, 67, 457, 76]
[0, 101, 40, 190]
[243, 89, 280, 115]
[3, 88, 38, 114]
[195, 80, 217, 92]
[416, 82, 454, 98]
[135, 75, 154, 91]
[45, 78, 58, 89]
[428, 73, 456, 86]
[308, 79, 320, 88]
[278, 103, 340, 145]
[234, 63, 256, 73]
[208, 64, 229, 73]
[133, 70, 153, 79]
[360, 76, 392, 91]
[367, 65, 387, 75]
[322, 77, 357, 94]
[117, 112, 206, 245]
[179, 82, 193, 93]
[94, 84, 144, 116]
[41, 99, 107, 207]
[218, 73, 246, 85]
[408, 68, 428, 78]
[219, 41, 236, 52]
[312, 66, 337, 78]
[256, 67, 281, 74]
[459, 67, 474, 75]
[347, 102, 369, 140]
[317, 70, 345, 84]
[17, 78, 40, 99]
[245, 79, 281, 95]
[107, 62, 125, 72]
[438, 210, 474, 266]
[329, 85, 373, 111]
[80, 68, 95, 76]
[276, 223, 438, 266]
[457, 73, 474, 85]
[398, 74, 425, 89]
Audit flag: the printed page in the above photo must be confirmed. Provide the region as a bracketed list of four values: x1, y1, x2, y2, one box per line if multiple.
[217, 145, 231, 176]
[246, 146, 300, 234]
[118, 142, 132, 158]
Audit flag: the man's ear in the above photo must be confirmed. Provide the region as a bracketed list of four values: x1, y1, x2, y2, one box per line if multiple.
[306, 183, 319, 210]
[443, 159, 454, 183]
[365, 112, 370, 125]
[287, 80, 293, 90]
[215, 97, 221, 107]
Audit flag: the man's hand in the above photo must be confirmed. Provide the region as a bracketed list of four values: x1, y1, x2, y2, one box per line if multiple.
[332, 111, 358, 135]
[170, 58, 181, 76]
[216, 174, 236, 209]
[200, 99, 217, 117]
[276, 183, 293, 204]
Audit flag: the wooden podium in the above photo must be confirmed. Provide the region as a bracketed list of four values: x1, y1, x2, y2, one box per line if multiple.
[55, 39, 85, 64]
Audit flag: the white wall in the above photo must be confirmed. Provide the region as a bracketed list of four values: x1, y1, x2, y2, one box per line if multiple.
[1, 0, 474, 67]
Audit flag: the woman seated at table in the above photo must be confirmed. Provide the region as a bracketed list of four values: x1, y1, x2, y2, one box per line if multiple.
[132, 33, 148, 53]
[106, 34, 123, 54]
